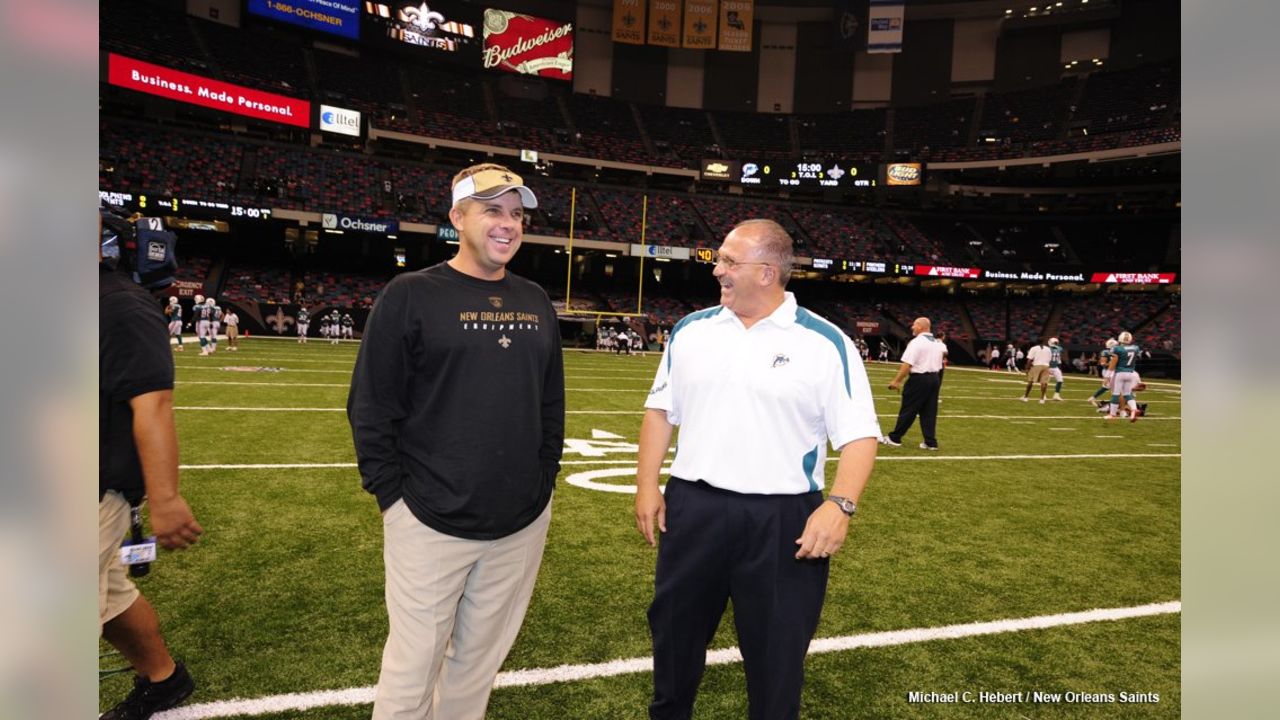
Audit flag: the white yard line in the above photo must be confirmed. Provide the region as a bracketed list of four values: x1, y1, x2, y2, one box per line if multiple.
[154, 600, 1180, 719]
[178, 453, 1181, 471]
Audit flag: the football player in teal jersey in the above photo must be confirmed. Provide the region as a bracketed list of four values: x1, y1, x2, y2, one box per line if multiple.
[1106, 331, 1143, 422]
[1088, 338, 1118, 407]
[1047, 337, 1065, 401]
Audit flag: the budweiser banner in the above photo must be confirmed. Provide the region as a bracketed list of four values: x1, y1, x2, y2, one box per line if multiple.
[647, 0, 681, 47]
[867, 0, 904, 54]
[107, 53, 310, 127]
[483, 9, 574, 80]
[682, 0, 717, 49]
[612, 0, 646, 44]
[717, 0, 753, 52]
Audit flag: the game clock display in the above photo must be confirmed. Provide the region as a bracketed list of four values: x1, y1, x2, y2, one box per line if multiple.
[738, 160, 875, 188]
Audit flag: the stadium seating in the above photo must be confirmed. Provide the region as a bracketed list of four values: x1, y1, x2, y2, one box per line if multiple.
[1053, 293, 1169, 348]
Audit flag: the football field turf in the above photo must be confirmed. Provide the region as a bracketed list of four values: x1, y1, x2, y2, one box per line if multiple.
[103, 337, 1181, 718]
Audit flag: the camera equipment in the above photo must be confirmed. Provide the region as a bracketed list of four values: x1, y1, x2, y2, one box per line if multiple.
[99, 201, 179, 289]
[127, 506, 151, 578]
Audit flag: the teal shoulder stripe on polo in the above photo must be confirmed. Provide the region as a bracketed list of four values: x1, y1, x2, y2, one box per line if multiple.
[795, 307, 850, 397]
[667, 305, 723, 371]
[801, 445, 820, 492]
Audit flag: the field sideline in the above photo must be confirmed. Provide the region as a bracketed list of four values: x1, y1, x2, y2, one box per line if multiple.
[105, 337, 1181, 719]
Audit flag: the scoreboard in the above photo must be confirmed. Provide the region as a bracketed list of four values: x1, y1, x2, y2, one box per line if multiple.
[738, 160, 876, 189]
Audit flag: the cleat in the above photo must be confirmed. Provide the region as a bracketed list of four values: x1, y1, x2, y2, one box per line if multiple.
[100, 662, 194, 720]
[1039, 398, 1046, 404]
[1053, 394, 1063, 401]
[1088, 397, 1099, 407]
[1020, 397, 1028, 402]
[918, 443, 938, 451]
[878, 436, 901, 447]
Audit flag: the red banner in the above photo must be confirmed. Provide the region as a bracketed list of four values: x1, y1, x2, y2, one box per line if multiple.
[1090, 272, 1178, 284]
[482, 10, 573, 80]
[914, 265, 981, 279]
[107, 53, 310, 127]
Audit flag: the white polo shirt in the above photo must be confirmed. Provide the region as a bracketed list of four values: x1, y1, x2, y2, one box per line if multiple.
[645, 293, 881, 495]
[1025, 344, 1052, 367]
[900, 333, 945, 373]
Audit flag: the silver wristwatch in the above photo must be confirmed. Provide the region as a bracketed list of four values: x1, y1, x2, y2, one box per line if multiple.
[827, 495, 857, 516]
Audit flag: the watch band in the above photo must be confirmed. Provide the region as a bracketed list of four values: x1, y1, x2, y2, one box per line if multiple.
[827, 495, 857, 516]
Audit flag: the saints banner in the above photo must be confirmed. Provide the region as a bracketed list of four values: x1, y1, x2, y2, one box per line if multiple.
[717, 0, 753, 52]
[612, 0, 646, 44]
[648, 0, 681, 47]
[682, 0, 717, 49]
[867, 0, 904, 53]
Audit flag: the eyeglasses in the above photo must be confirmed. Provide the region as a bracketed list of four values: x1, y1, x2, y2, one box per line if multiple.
[715, 255, 773, 271]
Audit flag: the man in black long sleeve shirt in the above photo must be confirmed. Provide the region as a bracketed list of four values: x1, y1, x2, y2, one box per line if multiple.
[348, 163, 564, 720]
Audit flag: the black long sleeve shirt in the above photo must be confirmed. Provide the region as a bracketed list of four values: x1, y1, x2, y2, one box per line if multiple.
[348, 262, 565, 540]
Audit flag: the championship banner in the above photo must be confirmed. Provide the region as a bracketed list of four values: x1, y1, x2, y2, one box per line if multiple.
[612, 0, 646, 44]
[482, 10, 574, 80]
[867, 0, 904, 54]
[647, 0, 681, 47]
[717, 0, 753, 52]
[682, 0, 717, 49]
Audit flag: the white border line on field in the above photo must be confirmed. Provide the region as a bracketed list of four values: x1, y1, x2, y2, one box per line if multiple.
[173, 406, 1182, 421]
[153, 600, 1180, 719]
[177, 453, 1180, 471]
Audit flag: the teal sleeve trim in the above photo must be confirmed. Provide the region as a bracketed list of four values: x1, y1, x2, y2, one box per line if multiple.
[795, 308, 851, 397]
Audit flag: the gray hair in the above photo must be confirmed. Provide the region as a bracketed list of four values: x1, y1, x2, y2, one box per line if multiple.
[731, 218, 794, 286]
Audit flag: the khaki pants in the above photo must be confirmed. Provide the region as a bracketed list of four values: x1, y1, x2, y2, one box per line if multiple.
[374, 499, 551, 720]
[99, 491, 139, 632]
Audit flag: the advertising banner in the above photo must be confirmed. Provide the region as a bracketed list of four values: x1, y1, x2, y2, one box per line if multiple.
[482, 9, 574, 80]
[867, 0, 904, 53]
[319, 104, 361, 136]
[1090, 272, 1178, 284]
[914, 265, 982, 279]
[107, 53, 310, 127]
[248, 0, 360, 39]
[630, 243, 692, 260]
[885, 162, 923, 186]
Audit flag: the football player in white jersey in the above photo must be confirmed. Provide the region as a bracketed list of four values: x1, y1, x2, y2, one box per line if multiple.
[165, 296, 184, 351]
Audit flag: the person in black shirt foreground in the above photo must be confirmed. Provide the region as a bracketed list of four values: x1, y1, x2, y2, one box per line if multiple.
[99, 207, 203, 719]
[348, 163, 565, 720]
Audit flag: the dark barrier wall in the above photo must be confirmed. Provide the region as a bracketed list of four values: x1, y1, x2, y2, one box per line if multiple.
[794, 21, 856, 113]
[218, 302, 371, 339]
[612, 42, 668, 105]
[703, 21, 761, 112]
[994, 26, 1062, 92]
[891, 19, 955, 107]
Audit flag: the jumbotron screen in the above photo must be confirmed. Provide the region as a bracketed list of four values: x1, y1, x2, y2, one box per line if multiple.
[363, 1, 480, 63]
[249, 0, 361, 39]
[481, 9, 574, 81]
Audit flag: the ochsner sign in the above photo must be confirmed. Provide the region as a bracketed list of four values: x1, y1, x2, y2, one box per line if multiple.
[107, 53, 310, 128]
[482, 9, 573, 80]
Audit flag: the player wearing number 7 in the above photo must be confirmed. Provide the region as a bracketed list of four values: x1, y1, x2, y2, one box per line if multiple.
[1106, 331, 1143, 422]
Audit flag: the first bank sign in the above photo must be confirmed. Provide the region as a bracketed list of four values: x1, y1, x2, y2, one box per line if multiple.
[322, 213, 398, 234]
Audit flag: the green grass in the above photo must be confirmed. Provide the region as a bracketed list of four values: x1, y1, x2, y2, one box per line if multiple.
[102, 338, 1181, 717]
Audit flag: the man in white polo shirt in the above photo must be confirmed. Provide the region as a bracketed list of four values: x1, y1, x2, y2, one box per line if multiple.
[881, 317, 947, 450]
[1021, 338, 1054, 404]
[634, 219, 880, 720]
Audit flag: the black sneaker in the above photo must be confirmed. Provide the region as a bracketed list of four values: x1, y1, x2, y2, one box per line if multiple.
[101, 662, 194, 720]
